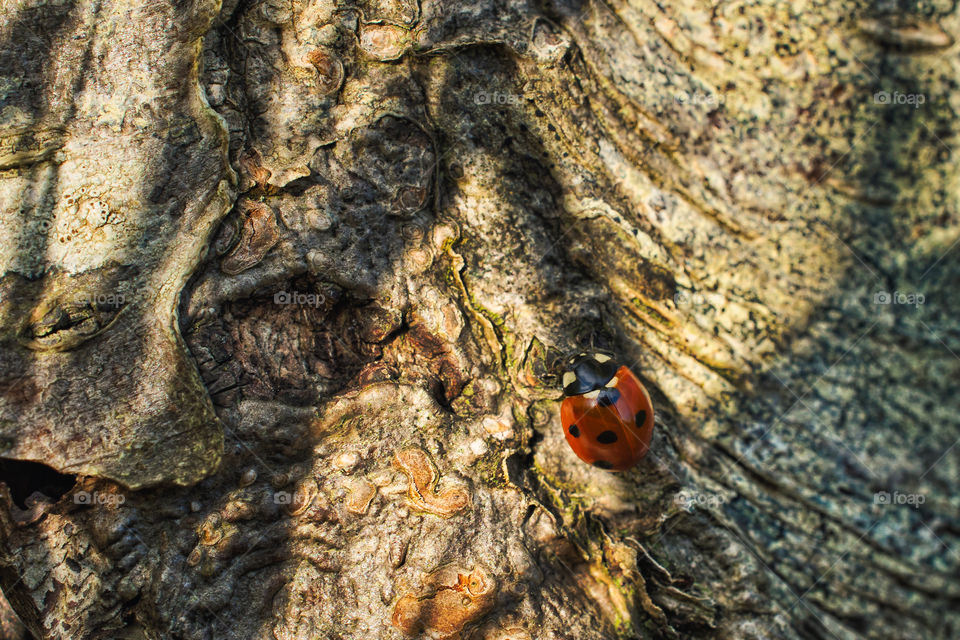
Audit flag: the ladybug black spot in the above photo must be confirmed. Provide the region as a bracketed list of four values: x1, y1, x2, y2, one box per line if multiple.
[592, 460, 614, 470]
[635, 410, 647, 428]
[597, 388, 620, 407]
[596, 430, 618, 444]
[568, 424, 580, 438]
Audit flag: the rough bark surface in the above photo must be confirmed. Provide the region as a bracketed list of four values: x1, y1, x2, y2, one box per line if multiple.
[0, 0, 958, 638]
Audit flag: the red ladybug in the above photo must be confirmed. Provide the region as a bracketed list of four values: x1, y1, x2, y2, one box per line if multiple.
[560, 352, 654, 471]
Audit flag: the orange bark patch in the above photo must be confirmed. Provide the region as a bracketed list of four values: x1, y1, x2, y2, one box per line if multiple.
[220, 200, 280, 275]
[391, 566, 497, 637]
[393, 447, 470, 517]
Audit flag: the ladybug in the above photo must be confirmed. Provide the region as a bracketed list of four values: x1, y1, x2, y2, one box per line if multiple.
[559, 352, 655, 471]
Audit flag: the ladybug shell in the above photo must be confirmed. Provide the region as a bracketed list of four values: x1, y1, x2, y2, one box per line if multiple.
[561, 364, 654, 471]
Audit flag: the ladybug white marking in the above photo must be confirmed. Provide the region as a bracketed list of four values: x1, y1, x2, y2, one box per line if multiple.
[594, 353, 611, 362]
[605, 376, 619, 388]
[562, 371, 576, 387]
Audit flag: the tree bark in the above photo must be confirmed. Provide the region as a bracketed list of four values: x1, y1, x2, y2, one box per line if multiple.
[0, 0, 958, 638]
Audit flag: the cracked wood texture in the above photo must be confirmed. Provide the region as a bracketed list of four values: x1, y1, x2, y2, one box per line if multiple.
[0, 0, 958, 638]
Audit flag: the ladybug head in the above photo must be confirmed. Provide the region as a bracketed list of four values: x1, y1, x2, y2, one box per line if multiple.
[560, 351, 620, 396]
